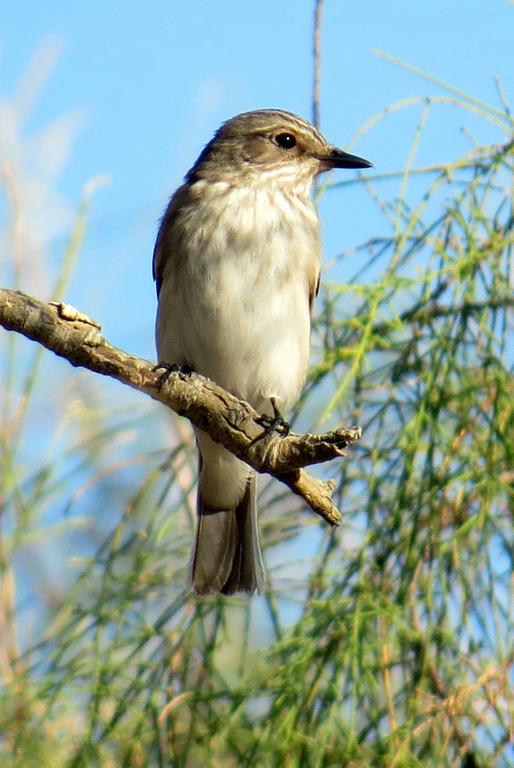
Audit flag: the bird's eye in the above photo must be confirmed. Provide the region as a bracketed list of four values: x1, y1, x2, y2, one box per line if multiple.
[275, 132, 297, 149]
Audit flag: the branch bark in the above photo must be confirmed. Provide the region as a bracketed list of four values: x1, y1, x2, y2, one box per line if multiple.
[0, 289, 361, 525]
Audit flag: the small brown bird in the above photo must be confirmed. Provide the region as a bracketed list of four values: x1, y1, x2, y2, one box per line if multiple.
[153, 109, 371, 595]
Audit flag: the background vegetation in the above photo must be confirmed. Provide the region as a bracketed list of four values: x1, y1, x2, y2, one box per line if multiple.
[0, 6, 512, 767]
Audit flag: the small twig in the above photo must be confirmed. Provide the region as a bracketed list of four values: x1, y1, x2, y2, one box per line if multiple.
[372, 295, 514, 338]
[312, 0, 323, 129]
[0, 288, 362, 526]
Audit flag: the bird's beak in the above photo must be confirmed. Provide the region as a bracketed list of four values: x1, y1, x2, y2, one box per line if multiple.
[320, 147, 373, 170]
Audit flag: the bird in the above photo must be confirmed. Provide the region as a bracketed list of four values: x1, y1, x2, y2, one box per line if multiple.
[153, 109, 371, 595]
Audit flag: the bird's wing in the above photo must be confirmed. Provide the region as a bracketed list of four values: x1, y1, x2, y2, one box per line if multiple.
[152, 183, 190, 298]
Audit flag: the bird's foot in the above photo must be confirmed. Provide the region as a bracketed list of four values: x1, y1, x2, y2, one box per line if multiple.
[252, 397, 290, 444]
[153, 361, 194, 387]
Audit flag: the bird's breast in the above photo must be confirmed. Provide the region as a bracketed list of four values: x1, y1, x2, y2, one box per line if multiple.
[156, 183, 321, 411]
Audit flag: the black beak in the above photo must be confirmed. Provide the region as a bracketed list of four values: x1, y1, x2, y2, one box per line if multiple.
[321, 147, 373, 170]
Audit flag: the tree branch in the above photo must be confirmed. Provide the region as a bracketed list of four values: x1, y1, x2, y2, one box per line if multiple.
[0, 288, 361, 526]
[312, 0, 323, 129]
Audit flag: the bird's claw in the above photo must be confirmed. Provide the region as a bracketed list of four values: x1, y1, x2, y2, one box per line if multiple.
[255, 413, 290, 437]
[153, 361, 194, 387]
[249, 397, 290, 447]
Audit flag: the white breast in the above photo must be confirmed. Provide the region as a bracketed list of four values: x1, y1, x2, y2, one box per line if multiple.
[156, 180, 320, 414]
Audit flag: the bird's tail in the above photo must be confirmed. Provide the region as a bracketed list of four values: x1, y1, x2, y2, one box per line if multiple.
[191, 432, 265, 595]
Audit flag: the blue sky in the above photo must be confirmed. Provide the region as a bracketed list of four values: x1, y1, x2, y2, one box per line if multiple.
[1, 0, 512, 360]
[1, 1, 512, 636]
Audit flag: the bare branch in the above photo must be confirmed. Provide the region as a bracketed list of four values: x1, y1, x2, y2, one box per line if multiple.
[312, 0, 323, 129]
[0, 288, 361, 526]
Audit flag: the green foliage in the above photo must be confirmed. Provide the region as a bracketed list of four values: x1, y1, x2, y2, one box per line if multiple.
[1, 62, 512, 768]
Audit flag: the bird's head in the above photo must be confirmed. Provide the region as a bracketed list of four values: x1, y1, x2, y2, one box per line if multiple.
[187, 109, 372, 189]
